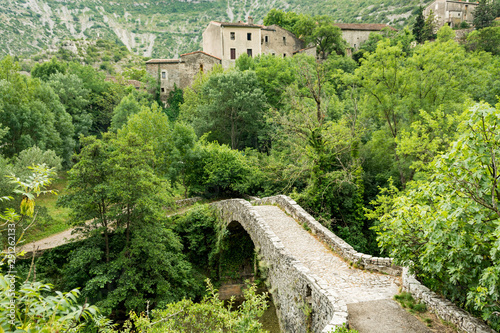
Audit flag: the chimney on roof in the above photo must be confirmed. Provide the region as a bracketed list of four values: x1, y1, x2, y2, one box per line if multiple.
[248, 16, 254, 25]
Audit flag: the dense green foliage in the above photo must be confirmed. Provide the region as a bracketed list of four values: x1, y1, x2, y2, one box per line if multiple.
[3, 5, 500, 331]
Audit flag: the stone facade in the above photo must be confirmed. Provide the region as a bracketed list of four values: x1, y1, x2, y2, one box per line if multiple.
[145, 51, 221, 102]
[333, 23, 397, 50]
[424, 0, 479, 28]
[203, 19, 304, 68]
[261, 24, 304, 59]
[215, 199, 349, 333]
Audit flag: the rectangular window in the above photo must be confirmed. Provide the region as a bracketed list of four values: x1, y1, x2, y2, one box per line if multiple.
[161, 71, 166, 79]
[200, 64, 204, 72]
[283, 53, 286, 57]
[247, 49, 252, 57]
[283, 36, 286, 45]
[247, 33, 252, 41]
[230, 48, 236, 60]
[230, 32, 235, 40]
[265, 36, 269, 43]
[161, 88, 165, 92]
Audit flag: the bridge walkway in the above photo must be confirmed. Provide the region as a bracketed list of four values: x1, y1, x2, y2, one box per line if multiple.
[253, 205, 431, 333]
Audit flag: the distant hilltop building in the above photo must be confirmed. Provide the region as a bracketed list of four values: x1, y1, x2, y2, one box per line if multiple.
[203, 18, 304, 67]
[333, 23, 397, 50]
[146, 51, 221, 100]
[146, 17, 395, 100]
[424, 0, 479, 28]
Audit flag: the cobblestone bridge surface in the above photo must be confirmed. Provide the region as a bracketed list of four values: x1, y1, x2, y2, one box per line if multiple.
[253, 205, 399, 304]
[216, 197, 434, 333]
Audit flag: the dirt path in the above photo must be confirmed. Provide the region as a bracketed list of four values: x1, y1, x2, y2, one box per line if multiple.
[20, 203, 200, 254]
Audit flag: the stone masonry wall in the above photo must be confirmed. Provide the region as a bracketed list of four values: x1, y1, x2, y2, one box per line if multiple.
[253, 195, 401, 275]
[402, 268, 495, 333]
[254, 195, 495, 333]
[215, 199, 348, 333]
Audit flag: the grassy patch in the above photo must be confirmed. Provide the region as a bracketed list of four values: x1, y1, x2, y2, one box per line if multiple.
[394, 292, 458, 332]
[24, 172, 71, 243]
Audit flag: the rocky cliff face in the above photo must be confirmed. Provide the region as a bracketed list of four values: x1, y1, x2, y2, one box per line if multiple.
[0, 0, 428, 58]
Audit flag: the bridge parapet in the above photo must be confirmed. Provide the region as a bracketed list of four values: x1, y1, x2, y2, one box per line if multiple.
[215, 199, 348, 333]
[253, 195, 402, 276]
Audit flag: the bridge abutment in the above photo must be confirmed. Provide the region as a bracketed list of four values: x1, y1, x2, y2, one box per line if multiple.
[215, 199, 348, 333]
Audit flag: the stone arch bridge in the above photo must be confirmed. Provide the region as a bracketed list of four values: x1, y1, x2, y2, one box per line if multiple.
[215, 196, 401, 333]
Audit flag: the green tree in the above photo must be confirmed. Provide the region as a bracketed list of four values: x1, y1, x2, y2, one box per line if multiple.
[129, 280, 268, 333]
[0, 275, 113, 332]
[186, 70, 266, 150]
[473, 0, 497, 29]
[58, 136, 113, 264]
[412, 6, 426, 44]
[110, 93, 141, 131]
[436, 25, 455, 42]
[370, 103, 500, 330]
[263, 9, 302, 35]
[165, 84, 184, 123]
[465, 26, 500, 55]
[295, 15, 347, 58]
[422, 10, 437, 41]
[48, 72, 92, 140]
[0, 57, 75, 160]
[31, 56, 66, 81]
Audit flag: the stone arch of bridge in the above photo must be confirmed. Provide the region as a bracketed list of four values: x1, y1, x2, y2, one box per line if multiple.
[215, 198, 337, 333]
[217, 220, 257, 300]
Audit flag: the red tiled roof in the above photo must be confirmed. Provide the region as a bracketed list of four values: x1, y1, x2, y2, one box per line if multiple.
[180, 51, 222, 61]
[334, 23, 397, 31]
[145, 59, 181, 64]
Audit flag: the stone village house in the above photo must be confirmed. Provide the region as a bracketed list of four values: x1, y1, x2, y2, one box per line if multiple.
[424, 0, 479, 28]
[146, 17, 394, 101]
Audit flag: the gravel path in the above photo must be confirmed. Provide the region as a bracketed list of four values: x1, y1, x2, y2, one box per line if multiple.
[20, 204, 198, 254]
[254, 205, 431, 332]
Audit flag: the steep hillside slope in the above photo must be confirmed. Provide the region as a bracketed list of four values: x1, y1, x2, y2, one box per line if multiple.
[1, 0, 430, 58]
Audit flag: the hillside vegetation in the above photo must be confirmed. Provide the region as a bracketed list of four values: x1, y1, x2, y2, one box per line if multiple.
[1, 0, 429, 58]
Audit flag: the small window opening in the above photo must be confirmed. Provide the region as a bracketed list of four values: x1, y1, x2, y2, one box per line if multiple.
[161, 71, 166, 79]
[161, 88, 165, 92]
[200, 63, 204, 72]
[247, 33, 252, 41]
[283, 36, 286, 45]
[283, 53, 286, 57]
[265, 35, 269, 43]
[230, 48, 236, 60]
[247, 49, 253, 57]
[230, 32, 235, 40]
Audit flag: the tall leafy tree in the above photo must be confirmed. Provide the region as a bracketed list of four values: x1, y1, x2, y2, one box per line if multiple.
[31, 56, 66, 81]
[48, 72, 92, 140]
[473, 0, 497, 29]
[0, 57, 74, 160]
[370, 103, 500, 330]
[186, 70, 266, 150]
[413, 6, 426, 43]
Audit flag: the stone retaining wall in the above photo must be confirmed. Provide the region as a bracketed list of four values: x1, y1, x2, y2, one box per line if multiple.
[402, 268, 495, 333]
[174, 196, 203, 207]
[215, 199, 348, 333]
[253, 195, 494, 333]
[253, 195, 401, 275]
